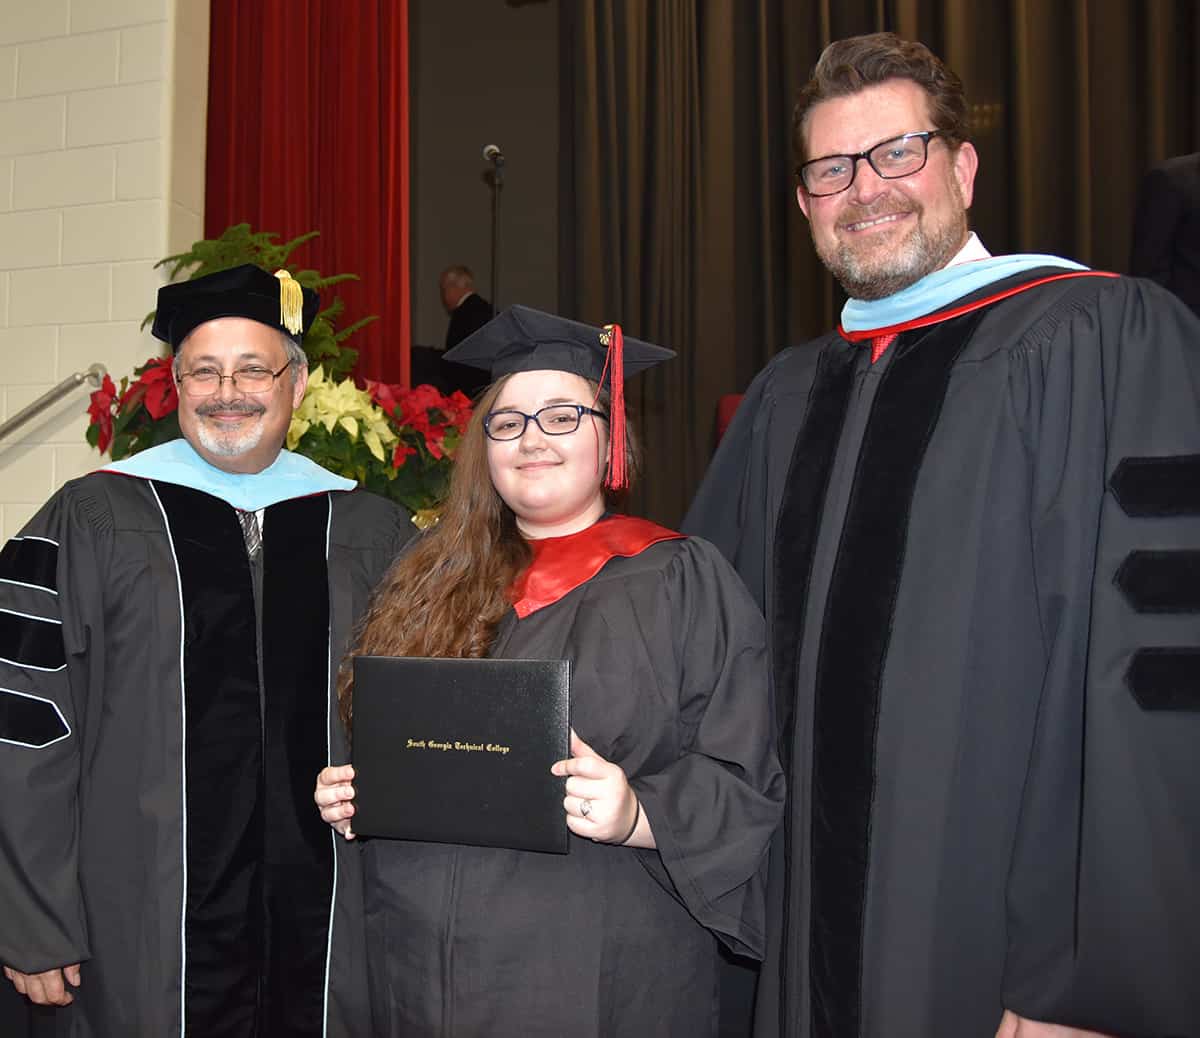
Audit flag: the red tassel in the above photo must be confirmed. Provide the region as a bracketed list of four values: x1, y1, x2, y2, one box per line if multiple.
[601, 323, 627, 489]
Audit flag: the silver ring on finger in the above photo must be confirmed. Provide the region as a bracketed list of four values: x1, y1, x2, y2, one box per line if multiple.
[579, 798, 593, 818]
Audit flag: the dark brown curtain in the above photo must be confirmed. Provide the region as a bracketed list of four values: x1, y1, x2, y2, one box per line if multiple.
[560, 0, 1200, 527]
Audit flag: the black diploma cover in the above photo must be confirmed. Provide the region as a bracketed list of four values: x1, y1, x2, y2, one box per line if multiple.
[351, 656, 571, 853]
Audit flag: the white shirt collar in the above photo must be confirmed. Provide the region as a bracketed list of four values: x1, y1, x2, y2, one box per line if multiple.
[946, 231, 991, 267]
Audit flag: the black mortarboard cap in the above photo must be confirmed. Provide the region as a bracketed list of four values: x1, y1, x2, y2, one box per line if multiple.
[444, 305, 675, 488]
[442, 305, 674, 384]
[152, 264, 320, 353]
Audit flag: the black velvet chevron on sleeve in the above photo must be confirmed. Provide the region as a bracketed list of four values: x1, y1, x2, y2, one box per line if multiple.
[1110, 455, 1200, 517]
[0, 609, 64, 670]
[1114, 550, 1200, 613]
[0, 688, 69, 747]
[0, 537, 59, 593]
[1126, 648, 1200, 711]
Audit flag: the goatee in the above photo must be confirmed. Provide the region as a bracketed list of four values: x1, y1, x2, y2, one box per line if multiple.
[819, 202, 969, 301]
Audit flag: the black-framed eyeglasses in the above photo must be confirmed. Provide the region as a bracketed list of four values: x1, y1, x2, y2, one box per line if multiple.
[177, 361, 293, 397]
[484, 404, 609, 441]
[797, 130, 944, 197]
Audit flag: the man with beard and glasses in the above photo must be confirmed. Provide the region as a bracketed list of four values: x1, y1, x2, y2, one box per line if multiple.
[0, 265, 412, 1037]
[685, 32, 1200, 1038]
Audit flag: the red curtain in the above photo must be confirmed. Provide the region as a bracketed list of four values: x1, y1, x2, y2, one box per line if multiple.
[205, 0, 410, 385]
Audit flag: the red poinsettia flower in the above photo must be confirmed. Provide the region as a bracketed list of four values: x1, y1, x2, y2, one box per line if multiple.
[392, 441, 417, 469]
[87, 374, 117, 454]
[444, 390, 473, 434]
[365, 379, 400, 417]
[116, 356, 178, 419]
[406, 383, 444, 413]
[368, 379, 472, 477]
[402, 403, 434, 439]
[137, 356, 179, 419]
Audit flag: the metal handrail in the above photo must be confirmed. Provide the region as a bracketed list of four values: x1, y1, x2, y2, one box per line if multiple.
[0, 363, 108, 443]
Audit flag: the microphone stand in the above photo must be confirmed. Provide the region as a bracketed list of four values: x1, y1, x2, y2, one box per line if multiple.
[486, 157, 504, 310]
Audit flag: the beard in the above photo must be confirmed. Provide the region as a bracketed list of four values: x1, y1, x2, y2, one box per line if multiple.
[817, 192, 970, 301]
[192, 399, 267, 458]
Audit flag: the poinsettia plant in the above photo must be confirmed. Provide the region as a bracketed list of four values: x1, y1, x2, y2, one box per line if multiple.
[364, 381, 473, 519]
[86, 356, 180, 457]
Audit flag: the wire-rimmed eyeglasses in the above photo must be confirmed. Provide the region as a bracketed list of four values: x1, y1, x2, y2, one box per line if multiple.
[177, 361, 292, 397]
[484, 404, 609, 441]
[797, 130, 944, 197]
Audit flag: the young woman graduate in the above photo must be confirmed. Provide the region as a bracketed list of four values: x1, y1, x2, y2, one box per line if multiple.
[315, 306, 784, 1037]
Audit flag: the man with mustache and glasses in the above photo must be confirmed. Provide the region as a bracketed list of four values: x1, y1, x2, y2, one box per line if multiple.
[686, 32, 1200, 1038]
[0, 266, 411, 1037]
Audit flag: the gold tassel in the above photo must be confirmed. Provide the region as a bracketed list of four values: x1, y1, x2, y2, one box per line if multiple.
[274, 269, 304, 336]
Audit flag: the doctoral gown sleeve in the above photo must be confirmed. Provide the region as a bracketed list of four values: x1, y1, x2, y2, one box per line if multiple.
[683, 341, 827, 613]
[681, 368, 775, 610]
[0, 485, 108, 975]
[1002, 277, 1200, 1035]
[630, 539, 785, 961]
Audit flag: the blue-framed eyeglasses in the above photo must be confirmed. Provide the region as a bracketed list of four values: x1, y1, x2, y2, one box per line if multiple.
[484, 404, 609, 441]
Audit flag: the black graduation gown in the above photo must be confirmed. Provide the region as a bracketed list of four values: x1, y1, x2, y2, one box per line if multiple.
[358, 530, 785, 1037]
[684, 272, 1200, 1038]
[0, 472, 411, 1037]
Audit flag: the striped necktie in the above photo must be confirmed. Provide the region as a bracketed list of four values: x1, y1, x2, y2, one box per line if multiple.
[237, 509, 261, 558]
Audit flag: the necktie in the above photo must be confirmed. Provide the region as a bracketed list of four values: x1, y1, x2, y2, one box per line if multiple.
[870, 333, 898, 364]
[237, 509, 261, 558]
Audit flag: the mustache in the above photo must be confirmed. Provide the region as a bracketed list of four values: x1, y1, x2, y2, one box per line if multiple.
[194, 400, 266, 417]
[839, 201, 918, 225]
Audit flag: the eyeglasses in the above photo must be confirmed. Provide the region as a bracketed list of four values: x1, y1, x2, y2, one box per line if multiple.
[177, 362, 292, 397]
[797, 131, 944, 197]
[484, 404, 609, 441]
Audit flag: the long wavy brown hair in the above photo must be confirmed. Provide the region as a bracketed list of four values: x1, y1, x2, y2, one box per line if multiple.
[337, 373, 640, 732]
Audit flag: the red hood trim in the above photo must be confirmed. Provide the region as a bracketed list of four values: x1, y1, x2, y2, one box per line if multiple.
[510, 515, 684, 618]
[838, 270, 1119, 343]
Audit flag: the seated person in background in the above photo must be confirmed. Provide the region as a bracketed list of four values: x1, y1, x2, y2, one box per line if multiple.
[440, 264, 494, 348]
[406, 264, 496, 398]
[316, 305, 784, 1037]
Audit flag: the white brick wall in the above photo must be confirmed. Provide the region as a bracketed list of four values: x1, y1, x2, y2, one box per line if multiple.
[0, 0, 210, 541]
[0, 96, 67, 155]
[14, 146, 119, 209]
[0, 46, 17, 98]
[0, 3, 71, 47]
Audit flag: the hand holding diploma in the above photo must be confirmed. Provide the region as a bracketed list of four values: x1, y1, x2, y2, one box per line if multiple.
[552, 729, 655, 848]
[315, 764, 357, 840]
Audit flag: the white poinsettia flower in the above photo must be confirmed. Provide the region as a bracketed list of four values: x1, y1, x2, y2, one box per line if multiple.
[290, 369, 397, 453]
[286, 416, 311, 450]
[363, 428, 385, 462]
